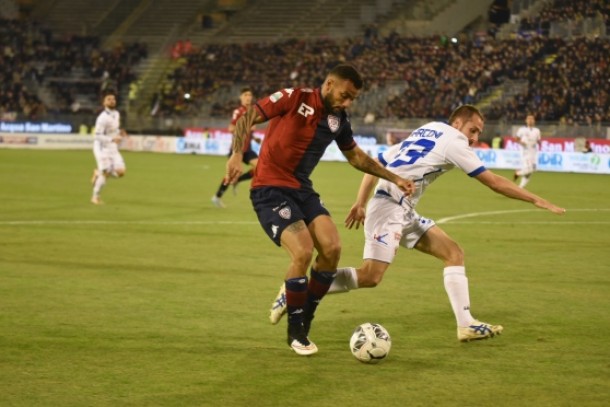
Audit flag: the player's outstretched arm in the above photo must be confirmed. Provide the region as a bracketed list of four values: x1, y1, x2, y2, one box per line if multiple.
[475, 170, 566, 214]
[343, 146, 415, 196]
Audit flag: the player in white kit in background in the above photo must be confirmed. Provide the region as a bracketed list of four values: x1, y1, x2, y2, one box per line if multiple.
[513, 114, 541, 188]
[91, 90, 127, 205]
[269, 105, 565, 342]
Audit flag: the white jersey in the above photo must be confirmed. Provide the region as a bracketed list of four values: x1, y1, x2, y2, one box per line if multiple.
[92, 108, 125, 172]
[93, 108, 121, 151]
[375, 121, 486, 208]
[516, 126, 540, 160]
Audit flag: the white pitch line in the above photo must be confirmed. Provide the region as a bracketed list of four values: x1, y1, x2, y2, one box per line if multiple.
[0, 208, 608, 226]
[436, 208, 610, 224]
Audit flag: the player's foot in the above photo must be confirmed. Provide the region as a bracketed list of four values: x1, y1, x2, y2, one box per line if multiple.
[457, 320, 503, 342]
[512, 171, 518, 181]
[91, 169, 98, 185]
[91, 196, 103, 205]
[211, 195, 226, 208]
[287, 324, 318, 356]
[269, 284, 287, 324]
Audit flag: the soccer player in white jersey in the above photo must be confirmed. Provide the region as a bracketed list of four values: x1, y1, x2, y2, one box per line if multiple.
[513, 114, 541, 188]
[91, 90, 127, 204]
[269, 105, 565, 342]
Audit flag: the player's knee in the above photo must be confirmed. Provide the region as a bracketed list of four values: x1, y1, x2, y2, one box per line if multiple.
[359, 272, 383, 288]
[319, 241, 341, 265]
[293, 247, 314, 269]
[357, 264, 385, 288]
[446, 244, 464, 265]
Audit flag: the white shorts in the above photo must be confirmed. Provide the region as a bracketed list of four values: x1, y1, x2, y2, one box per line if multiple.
[520, 153, 537, 175]
[363, 196, 435, 264]
[93, 144, 125, 173]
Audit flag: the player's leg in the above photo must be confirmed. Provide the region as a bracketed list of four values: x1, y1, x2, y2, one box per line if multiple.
[212, 179, 229, 207]
[110, 151, 126, 178]
[280, 221, 318, 355]
[251, 187, 317, 355]
[519, 158, 534, 188]
[415, 226, 503, 341]
[329, 197, 402, 293]
[212, 153, 233, 207]
[305, 214, 342, 334]
[92, 148, 108, 204]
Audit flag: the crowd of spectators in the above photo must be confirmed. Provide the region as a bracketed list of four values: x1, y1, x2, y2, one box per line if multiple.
[486, 37, 609, 125]
[519, 0, 609, 36]
[3, 1, 609, 129]
[0, 17, 147, 120]
[158, 30, 608, 126]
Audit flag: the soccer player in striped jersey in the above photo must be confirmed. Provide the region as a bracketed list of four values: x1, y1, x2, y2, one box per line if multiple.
[212, 87, 259, 208]
[91, 90, 126, 205]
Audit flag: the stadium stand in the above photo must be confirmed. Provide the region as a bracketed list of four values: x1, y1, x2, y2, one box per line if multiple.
[1, 0, 608, 140]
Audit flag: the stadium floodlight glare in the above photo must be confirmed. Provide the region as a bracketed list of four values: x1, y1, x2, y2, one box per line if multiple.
[184, 93, 191, 99]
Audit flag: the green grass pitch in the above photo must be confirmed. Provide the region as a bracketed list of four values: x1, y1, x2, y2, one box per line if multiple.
[0, 149, 609, 406]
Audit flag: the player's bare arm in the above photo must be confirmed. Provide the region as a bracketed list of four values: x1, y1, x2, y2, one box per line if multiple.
[345, 173, 378, 230]
[225, 106, 264, 185]
[475, 170, 566, 214]
[343, 146, 415, 196]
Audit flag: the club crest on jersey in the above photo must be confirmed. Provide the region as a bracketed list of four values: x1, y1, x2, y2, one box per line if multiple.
[327, 115, 340, 133]
[279, 206, 292, 220]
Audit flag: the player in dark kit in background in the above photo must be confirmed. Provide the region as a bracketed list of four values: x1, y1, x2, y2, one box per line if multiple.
[212, 87, 259, 208]
[225, 64, 415, 356]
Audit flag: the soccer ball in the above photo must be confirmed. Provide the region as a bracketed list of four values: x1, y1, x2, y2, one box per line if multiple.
[349, 322, 391, 364]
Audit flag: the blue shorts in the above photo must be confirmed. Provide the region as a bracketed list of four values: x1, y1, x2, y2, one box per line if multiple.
[250, 187, 330, 246]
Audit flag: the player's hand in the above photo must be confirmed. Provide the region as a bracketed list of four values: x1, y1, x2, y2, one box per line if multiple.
[395, 177, 416, 196]
[119, 129, 127, 137]
[112, 135, 122, 143]
[534, 199, 566, 215]
[225, 152, 243, 185]
[345, 204, 366, 229]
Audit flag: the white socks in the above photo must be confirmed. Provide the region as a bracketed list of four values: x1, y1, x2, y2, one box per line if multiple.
[327, 267, 359, 294]
[519, 175, 530, 188]
[93, 173, 106, 198]
[443, 266, 474, 327]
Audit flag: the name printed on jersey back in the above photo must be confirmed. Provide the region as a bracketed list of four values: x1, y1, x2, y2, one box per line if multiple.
[410, 128, 444, 139]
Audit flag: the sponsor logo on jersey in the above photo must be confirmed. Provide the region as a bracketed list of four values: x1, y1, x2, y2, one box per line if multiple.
[298, 103, 314, 117]
[279, 207, 292, 219]
[270, 91, 283, 103]
[327, 115, 340, 132]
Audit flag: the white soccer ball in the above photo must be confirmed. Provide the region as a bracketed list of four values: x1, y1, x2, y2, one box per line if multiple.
[349, 322, 391, 364]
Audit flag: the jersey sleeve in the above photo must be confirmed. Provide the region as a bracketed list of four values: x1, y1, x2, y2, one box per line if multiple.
[444, 138, 486, 177]
[335, 115, 356, 151]
[254, 88, 295, 121]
